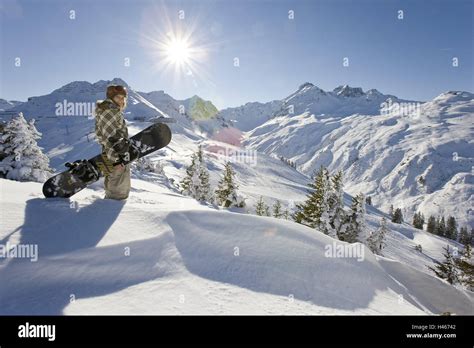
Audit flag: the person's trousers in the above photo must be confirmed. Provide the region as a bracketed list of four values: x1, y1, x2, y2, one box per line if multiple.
[104, 164, 131, 200]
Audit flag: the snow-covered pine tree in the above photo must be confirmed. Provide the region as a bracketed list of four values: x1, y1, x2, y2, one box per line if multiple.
[459, 227, 471, 246]
[367, 217, 388, 255]
[391, 208, 403, 224]
[427, 215, 437, 234]
[412, 211, 424, 230]
[463, 244, 472, 259]
[255, 196, 268, 216]
[428, 245, 460, 285]
[326, 170, 345, 239]
[339, 193, 366, 243]
[455, 246, 474, 291]
[389, 205, 394, 220]
[446, 216, 458, 240]
[272, 200, 283, 218]
[180, 152, 198, 194]
[293, 166, 329, 230]
[133, 157, 163, 174]
[412, 212, 419, 229]
[437, 216, 447, 237]
[180, 145, 213, 202]
[265, 204, 271, 217]
[215, 161, 245, 208]
[0, 113, 52, 182]
[197, 159, 212, 202]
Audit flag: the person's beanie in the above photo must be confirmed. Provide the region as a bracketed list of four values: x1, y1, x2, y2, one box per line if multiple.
[107, 85, 127, 100]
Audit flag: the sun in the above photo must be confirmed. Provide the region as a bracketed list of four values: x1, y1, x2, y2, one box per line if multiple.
[137, 3, 219, 87]
[164, 38, 191, 65]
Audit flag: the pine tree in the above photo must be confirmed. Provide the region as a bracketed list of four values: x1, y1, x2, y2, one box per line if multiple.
[428, 245, 460, 285]
[339, 193, 366, 243]
[446, 216, 458, 240]
[427, 215, 437, 234]
[265, 204, 271, 217]
[180, 145, 212, 202]
[459, 227, 472, 246]
[389, 205, 394, 220]
[367, 217, 388, 255]
[454, 245, 474, 291]
[391, 208, 403, 224]
[180, 152, 198, 195]
[365, 196, 372, 206]
[437, 216, 446, 237]
[0, 113, 52, 182]
[197, 161, 212, 202]
[215, 161, 244, 208]
[255, 196, 268, 216]
[412, 211, 425, 230]
[292, 166, 330, 229]
[412, 212, 419, 229]
[463, 244, 472, 259]
[326, 170, 345, 239]
[272, 200, 283, 218]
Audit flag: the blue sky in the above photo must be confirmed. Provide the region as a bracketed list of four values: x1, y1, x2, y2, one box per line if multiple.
[1, 0, 472, 109]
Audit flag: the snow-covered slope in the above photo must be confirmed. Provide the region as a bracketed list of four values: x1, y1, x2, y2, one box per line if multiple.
[1, 177, 472, 315]
[244, 88, 474, 228]
[218, 100, 283, 131]
[1, 122, 472, 315]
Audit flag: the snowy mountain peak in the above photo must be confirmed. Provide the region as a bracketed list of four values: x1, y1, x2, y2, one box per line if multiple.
[92, 78, 131, 93]
[51, 80, 93, 94]
[333, 85, 365, 98]
[0, 99, 21, 111]
[284, 82, 326, 104]
[109, 77, 128, 86]
[50, 78, 131, 97]
[298, 82, 315, 90]
[366, 88, 383, 97]
[433, 90, 474, 103]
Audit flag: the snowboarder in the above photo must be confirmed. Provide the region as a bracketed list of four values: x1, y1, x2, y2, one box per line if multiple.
[95, 85, 133, 200]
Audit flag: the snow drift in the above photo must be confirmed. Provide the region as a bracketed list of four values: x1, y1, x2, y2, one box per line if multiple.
[0, 179, 472, 315]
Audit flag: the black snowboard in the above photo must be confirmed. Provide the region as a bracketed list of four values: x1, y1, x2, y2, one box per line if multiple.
[42, 122, 172, 198]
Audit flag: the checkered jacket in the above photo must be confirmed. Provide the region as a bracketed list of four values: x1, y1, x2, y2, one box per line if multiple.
[95, 99, 129, 162]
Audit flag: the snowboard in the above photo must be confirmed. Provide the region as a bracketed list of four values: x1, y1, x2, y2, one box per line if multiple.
[42, 122, 172, 198]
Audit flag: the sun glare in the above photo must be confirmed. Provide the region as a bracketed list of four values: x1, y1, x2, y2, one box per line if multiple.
[165, 38, 191, 65]
[137, 3, 221, 88]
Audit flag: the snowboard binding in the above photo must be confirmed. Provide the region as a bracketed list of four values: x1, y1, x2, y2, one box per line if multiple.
[65, 159, 100, 183]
